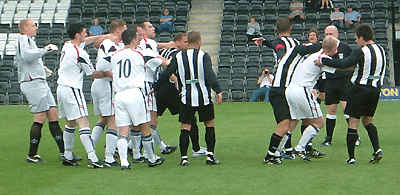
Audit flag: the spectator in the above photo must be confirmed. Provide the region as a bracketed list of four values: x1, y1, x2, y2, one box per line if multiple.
[304, 0, 319, 11]
[288, 0, 305, 20]
[344, 5, 361, 29]
[89, 18, 104, 36]
[158, 8, 174, 34]
[249, 67, 274, 102]
[330, 5, 345, 29]
[246, 16, 262, 42]
[307, 29, 319, 44]
[320, 0, 333, 9]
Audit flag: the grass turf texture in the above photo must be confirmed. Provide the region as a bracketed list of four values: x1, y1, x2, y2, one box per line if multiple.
[1, 102, 400, 194]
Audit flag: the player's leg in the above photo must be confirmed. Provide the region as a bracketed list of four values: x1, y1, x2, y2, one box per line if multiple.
[151, 111, 177, 154]
[264, 119, 291, 164]
[199, 104, 219, 165]
[104, 115, 119, 166]
[75, 117, 102, 168]
[178, 104, 195, 166]
[190, 116, 207, 157]
[91, 117, 106, 147]
[323, 104, 338, 146]
[46, 107, 65, 156]
[117, 125, 133, 170]
[362, 116, 382, 163]
[26, 111, 47, 163]
[295, 117, 324, 154]
[129, 126, 143, 162]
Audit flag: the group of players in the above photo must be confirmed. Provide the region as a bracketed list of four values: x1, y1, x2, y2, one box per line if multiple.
[16, 16, 385, 169]
[17, 17, 222, 169]
[253, 18, 385, 165]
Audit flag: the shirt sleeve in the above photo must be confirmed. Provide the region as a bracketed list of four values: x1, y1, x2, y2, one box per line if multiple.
[17, 36, 46, 62]
[78, 52, 95, 76]
[203, 53, 222, 94]
[321, 49, 364, 69]
[295, 42, 322, 56]
[154, 56, 178, 91]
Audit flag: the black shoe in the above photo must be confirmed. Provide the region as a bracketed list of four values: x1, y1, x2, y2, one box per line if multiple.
[61, 156, 80, 166]
[148, 156, 166, 167]
[294, 150, 311, 161]
[103, 160, 120, 168]
[161, 145, 178, 154]
[206, 155, 220, 165]
[321, 140, 332, 147]
[346, 158, 356, 164]
[132, 157, 145, 163]
[121, 165, 134, 170]
[308, 148, 326, 158]
[180, 158, 189, 166]
[263, 156, 282, 165]
[26, 155, 46, 163]
[59, 153, 82, 162]
[369, 149, 383, 164]
[88, 160, 103, 168]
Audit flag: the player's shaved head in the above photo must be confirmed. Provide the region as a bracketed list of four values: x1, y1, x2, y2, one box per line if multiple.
[322, 36, 339, 56]
[188, 31, 201, 44]
[109, 19, 126, 33]
[325, 25, 339, 38]
[276, 18, 291, 33]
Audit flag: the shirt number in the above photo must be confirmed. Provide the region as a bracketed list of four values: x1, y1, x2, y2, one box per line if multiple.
[118, 59, 131, 78]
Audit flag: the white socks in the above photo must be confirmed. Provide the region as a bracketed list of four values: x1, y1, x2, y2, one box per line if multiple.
[63, 126, 75, 160]
[91, 123, 105, 147]
[295, 125, 319, 152]
[118, 137, 129, 167]
[79, 128, 98, 162]
[105, 129, 118, 163]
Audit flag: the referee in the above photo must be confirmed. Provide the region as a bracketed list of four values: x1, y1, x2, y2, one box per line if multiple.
[317, 24, 386, 164]
[156, 31, 222, 166]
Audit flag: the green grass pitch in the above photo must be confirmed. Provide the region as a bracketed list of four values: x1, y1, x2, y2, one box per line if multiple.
[1, 101, 400, 194]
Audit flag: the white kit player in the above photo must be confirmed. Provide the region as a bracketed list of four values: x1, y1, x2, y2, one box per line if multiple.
[90, 19, 126, 168]
[285, 36, 339, 161]
[58, 22, 108, 168]
[105, 29, 167, 169]
[138, 22, 178, 155]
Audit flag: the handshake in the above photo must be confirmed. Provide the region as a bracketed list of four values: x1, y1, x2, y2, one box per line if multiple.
[44, 44, 58, 53]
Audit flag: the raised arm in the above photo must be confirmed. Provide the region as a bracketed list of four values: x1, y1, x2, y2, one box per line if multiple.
[321, 49, 363, 69]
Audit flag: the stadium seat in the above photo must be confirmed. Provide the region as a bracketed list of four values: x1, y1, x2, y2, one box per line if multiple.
[219, 79, 230, 92]
[8, 94, 21, 105]
[222, 91, 230, 102]
[230, 79, 245, 90]
[231, 68, 245, 78]
[246, 67, 260, 78]
[231, 90, 245, 102]
[245, 78, 259, 91]
[0, 94, 6, 104]
[218, 67, 231, 79]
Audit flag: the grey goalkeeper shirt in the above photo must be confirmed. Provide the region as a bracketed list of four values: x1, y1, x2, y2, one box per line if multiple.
[15, 35, 47, 83]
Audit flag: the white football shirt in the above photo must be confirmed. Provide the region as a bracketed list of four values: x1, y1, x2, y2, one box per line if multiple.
[108, 48, 146, 92]
[139, 38, 158, 53]
[57, 41, 95, 89]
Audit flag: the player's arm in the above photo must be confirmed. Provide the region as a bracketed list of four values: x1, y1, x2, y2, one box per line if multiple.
[203, 53, 222, 94]
[321, 49, 363, 69]
[296, 42, 322, 56]
[154, 56, 178, 91]
[157, 41, 176, 50]
[85, 34, 107, 45]
[18, 36, 46, 61]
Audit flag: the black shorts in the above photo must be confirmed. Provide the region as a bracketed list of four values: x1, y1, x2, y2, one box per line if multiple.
[316, 78, 326, 93]
[324, 78, 353, 105]
[155, 82, 180, 116]
[344, 84, 380, 119]
[269, 87, 291, 124]
[179, 102, 215, 124]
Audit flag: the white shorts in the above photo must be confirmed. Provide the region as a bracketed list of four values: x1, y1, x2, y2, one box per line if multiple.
[285, 84, 323, 120]
[115, 88, 150, 127]
[144, 81, 157, 112]
[91, 79, 115, 116]
[57, 85, 88, 120]
[20, 79, 56, 113]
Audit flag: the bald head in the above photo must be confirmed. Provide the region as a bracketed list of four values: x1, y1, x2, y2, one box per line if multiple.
[325, 25, 339, 38]
[19, 18, 37, 38]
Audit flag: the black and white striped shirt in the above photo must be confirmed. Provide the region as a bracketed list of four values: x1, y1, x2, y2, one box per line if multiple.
[322, 43, 386, 88]
[156, 49, 221, 107]
[272, 43, 322, 88]
[263, 36, 300, 65]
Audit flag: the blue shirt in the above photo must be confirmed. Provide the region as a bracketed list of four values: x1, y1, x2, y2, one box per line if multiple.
[345, 11, 361, 22]
[160, 15, 173, 26]
[89, 25, 103, 36]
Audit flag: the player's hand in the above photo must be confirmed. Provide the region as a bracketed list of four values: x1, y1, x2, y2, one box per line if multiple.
[157, 56, 171, 67]
[44, 44, 58, 53]
[252, 37, 265, 46]
[43, 66, 52, 77]
[216, 92, 222, 105]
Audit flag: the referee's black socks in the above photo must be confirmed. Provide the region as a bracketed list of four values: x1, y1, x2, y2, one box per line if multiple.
[29, 122, 43, 157]
[365, 123, 380, 152]
[49, 121, 64, 153]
